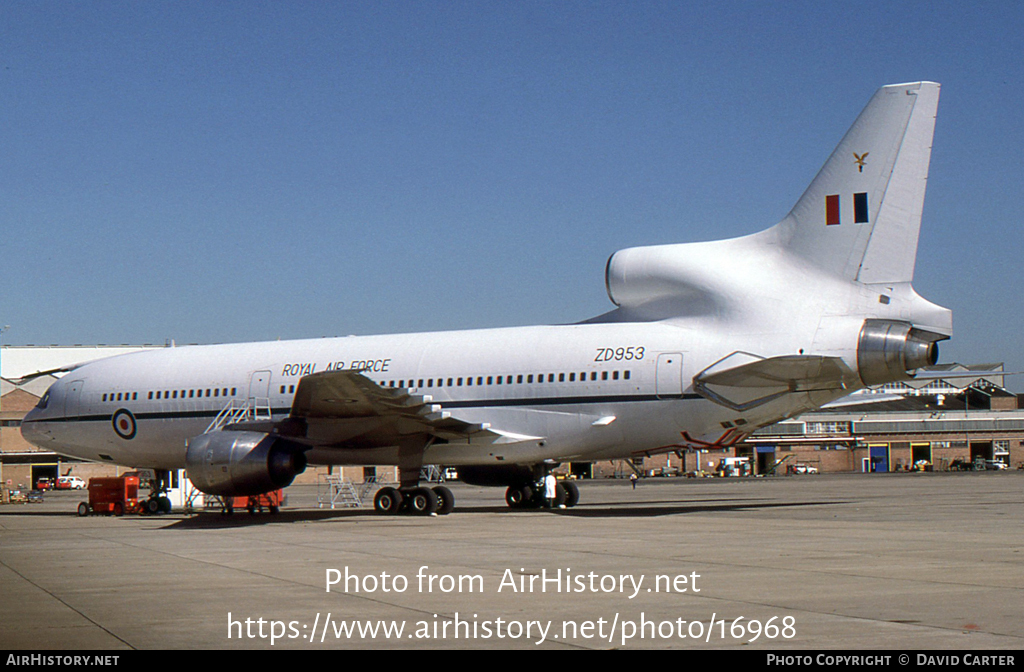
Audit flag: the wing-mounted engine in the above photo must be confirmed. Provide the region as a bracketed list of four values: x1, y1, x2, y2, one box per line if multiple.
[185, 431, 307, 497]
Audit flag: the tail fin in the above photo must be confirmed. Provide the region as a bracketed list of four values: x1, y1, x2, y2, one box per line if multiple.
[774, 82, 939, 284]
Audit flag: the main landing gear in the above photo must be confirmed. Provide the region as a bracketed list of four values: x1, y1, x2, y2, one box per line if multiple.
[373, 435, 456, 516]
[373, 486, 454, 516]
[505, 479, 579, 510]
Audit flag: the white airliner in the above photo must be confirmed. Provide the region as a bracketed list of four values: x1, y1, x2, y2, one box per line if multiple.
[22, 82, 951, 515]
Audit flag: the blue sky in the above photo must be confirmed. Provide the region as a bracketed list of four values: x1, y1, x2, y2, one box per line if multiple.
[2, 2, 1022, 386]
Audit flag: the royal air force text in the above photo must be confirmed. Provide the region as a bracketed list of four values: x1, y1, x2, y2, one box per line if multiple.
[281, 347, 648, 379]
[281, 359, 392, 377]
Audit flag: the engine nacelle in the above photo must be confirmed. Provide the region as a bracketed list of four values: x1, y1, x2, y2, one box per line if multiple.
[185, 431, 307, 497]
[857, 319, 940, 387]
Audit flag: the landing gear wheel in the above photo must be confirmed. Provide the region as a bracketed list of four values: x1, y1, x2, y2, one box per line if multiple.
[432, 486, 455, 515]
[77, 502, 89, 517]
[374, 487, 403, 515]
[407, 487, 438, 515]
[562, 481, 579, 508]
[158, 496, 172, 514]
[505, 485, 533, 509]
[553, 483, 567, 509]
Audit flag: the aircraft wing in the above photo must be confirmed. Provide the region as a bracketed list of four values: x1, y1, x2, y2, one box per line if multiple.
[225, 369, 517, 447]
[694, 352, 856, 411]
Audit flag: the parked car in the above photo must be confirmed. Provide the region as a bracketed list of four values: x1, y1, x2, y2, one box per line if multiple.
[34, 477, 53, 490]
[57, 476, 86, 490]
[792, 464, 818, 474]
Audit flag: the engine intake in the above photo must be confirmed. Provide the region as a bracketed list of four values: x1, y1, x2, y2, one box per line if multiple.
[185, 431, 307, 497]
[857, 319, 941, 387]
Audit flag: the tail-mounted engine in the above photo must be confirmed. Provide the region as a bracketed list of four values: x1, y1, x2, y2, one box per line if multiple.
[856, 319, 942, 387]
[185, 431, 307, 497]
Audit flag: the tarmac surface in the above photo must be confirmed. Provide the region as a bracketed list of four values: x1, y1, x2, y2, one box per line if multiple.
[1, 471, 1022, 650]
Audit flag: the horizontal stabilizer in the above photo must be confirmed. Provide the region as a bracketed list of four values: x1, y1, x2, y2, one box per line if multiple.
[694, 352, 855, 411]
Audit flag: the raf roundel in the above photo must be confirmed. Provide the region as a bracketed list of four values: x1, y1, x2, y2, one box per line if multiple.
[112, 409, 137, 440]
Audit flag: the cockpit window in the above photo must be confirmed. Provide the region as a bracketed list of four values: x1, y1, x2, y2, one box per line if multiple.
[36, 391, 50, 409]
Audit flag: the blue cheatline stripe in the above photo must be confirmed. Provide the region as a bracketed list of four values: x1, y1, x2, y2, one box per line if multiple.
[23, 393, 705, 425]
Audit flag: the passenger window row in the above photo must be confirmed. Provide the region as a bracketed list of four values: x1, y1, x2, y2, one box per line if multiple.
[102, 369, 632, 403]
[101, 392, 138, 402]
[374, 370, 631, 391]
[101, 388, 238, 403]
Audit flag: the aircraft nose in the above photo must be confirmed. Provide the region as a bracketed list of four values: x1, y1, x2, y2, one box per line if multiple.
[20, 408, 53, 446]
[20, 385, 57, 446]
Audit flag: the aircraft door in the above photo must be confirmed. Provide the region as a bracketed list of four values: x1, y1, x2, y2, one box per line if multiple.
[64, 380, 85, 420]
[656, 353, 684, 398]
[248, 370, 271, 403]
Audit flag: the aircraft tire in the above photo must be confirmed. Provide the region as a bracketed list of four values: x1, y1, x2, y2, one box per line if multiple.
[563, 481, 580, 508]
[553, 483, 567, 508]
[432, 486, 455, 515]
[407, 487, 438, 516]
[158, 496, 172, 514]
[505, 484, 532, 509]
[374, 487, 403, 515]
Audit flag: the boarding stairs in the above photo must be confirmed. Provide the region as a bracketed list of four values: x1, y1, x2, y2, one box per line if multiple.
[420, 465, 444, 483]
[317, 474, 363, 509]
[204, 397, 273, 434]
[767, 453, 794, 476]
